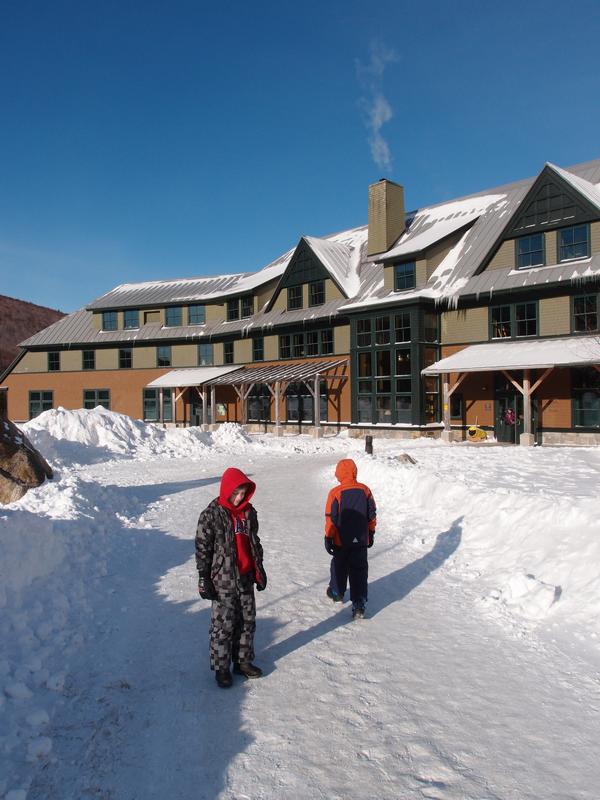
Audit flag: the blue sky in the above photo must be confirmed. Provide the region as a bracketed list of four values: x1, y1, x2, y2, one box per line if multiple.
[1, 0, 599, 312]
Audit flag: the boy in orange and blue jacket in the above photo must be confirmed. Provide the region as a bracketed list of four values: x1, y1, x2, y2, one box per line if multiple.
[324, 458, 376, 619]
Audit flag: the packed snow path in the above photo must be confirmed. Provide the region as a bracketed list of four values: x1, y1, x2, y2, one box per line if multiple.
[21, 449, 600, 800]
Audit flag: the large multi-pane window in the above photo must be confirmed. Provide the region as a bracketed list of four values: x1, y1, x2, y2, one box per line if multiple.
[143, 388, 173, 422]
[491, 303, 537, 339]
[572, 367, 600, 428]
[395, 312, 411, 343]
[29, 390, 53, 419]
[227, 299, 239, 322]
[188, 304, 206, 325]
[102, 311, 117, 331]
[248, 384, 271, 421]
[157, 346, 171, 367]
[309, 280, 325, 307]
[82, 350, 95, 370]
[423, 347, 439, 423]
[279, 329, 334, 359]
[252, 336, 264, 361]
[572, 294, 598, 333]
[357, 319, 371, 347]
[287, 286, 302, 310]
[224, 342, 234, 364]
[124, 309, 139, 329]
[375, 316, 391, 345]
[395, 349, 412, 423]
[83, 389, 110, 410]
[165, 306, 182, 327]
[241, 296, 253, 319]
[48, 351, 60, 372]
[198, 343, 213, 365]
[285, 382, 327, 423]
[559, 225, 589, 262]
[119, 348, 133, 369]
[394, 262, 416, 292]
[516, 233, 544, 269]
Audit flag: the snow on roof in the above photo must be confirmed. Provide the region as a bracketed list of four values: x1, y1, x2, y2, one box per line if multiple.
[146, 366, 239, 387]
[422, 335, 600, 375]
[303, 232, 364, 297]
[547, 163, 600, 211]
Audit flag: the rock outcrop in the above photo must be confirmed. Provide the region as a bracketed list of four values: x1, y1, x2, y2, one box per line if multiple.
[0, 418, 53, 504]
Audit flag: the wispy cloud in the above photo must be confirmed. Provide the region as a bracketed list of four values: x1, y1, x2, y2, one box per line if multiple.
[356, 42, 398, 173]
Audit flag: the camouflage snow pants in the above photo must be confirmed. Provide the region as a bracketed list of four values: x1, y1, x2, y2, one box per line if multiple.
[209, 587, 256, 671]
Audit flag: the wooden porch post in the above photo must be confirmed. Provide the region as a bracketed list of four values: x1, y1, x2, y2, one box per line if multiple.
[201, 385, 208, 430]
[313, 373, 322, 438]
[210, 385, 216, 430]
[159, 388, 164, 426]
[520, 369, 535, 447]
[441, 373, 452, 442]
[275, 381, 282, 436]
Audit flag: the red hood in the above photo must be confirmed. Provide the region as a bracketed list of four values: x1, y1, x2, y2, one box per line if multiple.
[218, 467, 256, 512]
[335, 458, 358, 484]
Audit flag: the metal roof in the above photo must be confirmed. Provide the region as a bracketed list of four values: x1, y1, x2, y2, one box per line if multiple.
[422, 336, 600, 374]
[146, 366, 239, 388]
[207, 358, 348, 385]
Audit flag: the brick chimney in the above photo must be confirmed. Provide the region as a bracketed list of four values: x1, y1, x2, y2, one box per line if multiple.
[367, 179, 405, 256]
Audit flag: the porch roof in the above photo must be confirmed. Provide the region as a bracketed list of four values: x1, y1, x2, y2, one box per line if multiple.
[422, 336, 600, 375]
[146, 366, 239, 388]
[207, 358, 348, 385]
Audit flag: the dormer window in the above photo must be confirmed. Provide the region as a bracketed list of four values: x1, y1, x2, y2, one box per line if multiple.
[188, 304, 206, 325]
[287, 286, 302, 311]
[165, 306, 182, 327]
[241, 296, 254, 319]
[516, 234, 544, 269]
[394, 261, 416, 292]
[124, 309, 139, 329]
[102, 311, 117, 331]
[227, 298, 239, 321]
[559, 224, 589, 262]
[309, 280, 325, 307]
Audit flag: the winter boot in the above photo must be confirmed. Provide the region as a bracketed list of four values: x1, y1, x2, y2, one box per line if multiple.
[326, 586, 343, 603]
[352, 602, 366, 620]
[215, 669, 233, 688]
[233, 662, 263, 679]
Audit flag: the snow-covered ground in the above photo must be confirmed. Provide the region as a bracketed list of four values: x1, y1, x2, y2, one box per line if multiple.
[1, 408, 600, 799]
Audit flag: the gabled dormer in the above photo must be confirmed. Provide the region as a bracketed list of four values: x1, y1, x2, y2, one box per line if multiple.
[479, 164, 600, 273]
[265, 236, 357, 312]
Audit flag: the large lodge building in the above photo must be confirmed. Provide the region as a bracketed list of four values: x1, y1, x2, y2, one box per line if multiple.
[2, 159, 600, 445]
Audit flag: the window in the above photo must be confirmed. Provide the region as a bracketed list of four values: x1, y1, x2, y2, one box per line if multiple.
[241, 296, 253, 319]
[82, 350, 95, 370]
[143, 388, 173, 422]
[516, 234, 544, 269]
[248, 384, 271, 421]
[292, 333, 304, 358]
[157, 346, 171, 367]
[83, 389, 110, 410]
[227, 299, 239, 321]
[29, 390, 53, 419]
[423, 312, 437, 342]
[224, 341, 234, 364]
[119, 348, 132, 369]
[572, 367, 600, 428]
[423, 347, 439, 423]
[395, 349, 411, 395]
[309, 280, 325, 307]
[358, 351, 372, 396]
[102, 311, 117, 331]
[124, 309, 139, 329]
[375, 350, 391, 394]
[491, 305, 512, 339]
[188, 304, 206, 325]
[48, 351, 60, 372]
[515, 302, 537, 337]
[320, 329, 334, 355]
[394, 313, 411, 343]
[287, 286, 302, 311]
[450, 393, 463, 419]
[252, 336, 264, 361]
[198, 343, 213, 366]
[357, 318, 371, 347]
[165, 306, 182, 327]
[375, 316, 390, 345]
[394, 261, 416, 292]
[573, 294, 598, 333]
[559, 225, 589, 262]
[279, 335, 291, 359]
[306, 331, 319, 356]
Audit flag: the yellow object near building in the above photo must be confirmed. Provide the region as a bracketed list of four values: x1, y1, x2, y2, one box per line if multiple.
[467, 426, 487, 442]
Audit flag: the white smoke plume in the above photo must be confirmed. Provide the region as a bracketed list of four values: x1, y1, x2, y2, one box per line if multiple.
[356, 42, 398, 172]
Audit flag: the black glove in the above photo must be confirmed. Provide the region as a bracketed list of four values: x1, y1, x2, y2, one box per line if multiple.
[198, 575, 217, 600]
[368, 531, 374, 548]
[255, 564, 267, 591]
[324, 537, 337, 556]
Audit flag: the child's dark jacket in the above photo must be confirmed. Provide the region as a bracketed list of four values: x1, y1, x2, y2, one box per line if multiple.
[195, 467, 264, 594]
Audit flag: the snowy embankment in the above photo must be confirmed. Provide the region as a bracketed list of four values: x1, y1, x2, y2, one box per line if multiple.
[1, 407, 599, 797]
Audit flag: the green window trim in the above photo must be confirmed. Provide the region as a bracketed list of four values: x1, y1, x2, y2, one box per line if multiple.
[394, 262, 416, 292]
[29, 390, 53, 419]
[558, 224, 590, 263]
[287, 286, 303, 311]
[489, 302, 539, 340]
[571, 293, 599, 334]
[83, 389, 110, 410]
[515, 233, 545, 269]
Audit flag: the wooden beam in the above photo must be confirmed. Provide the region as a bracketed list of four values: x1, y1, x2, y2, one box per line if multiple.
[501, 370, 524, 394]
[447, 372, 467, 397]
[530, 367, 553, 394]
[523, 369, 532, 436]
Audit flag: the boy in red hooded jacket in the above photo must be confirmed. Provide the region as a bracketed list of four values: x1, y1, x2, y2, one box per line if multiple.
[195, 467, 267, 688]
[324, 458, 376, 619]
